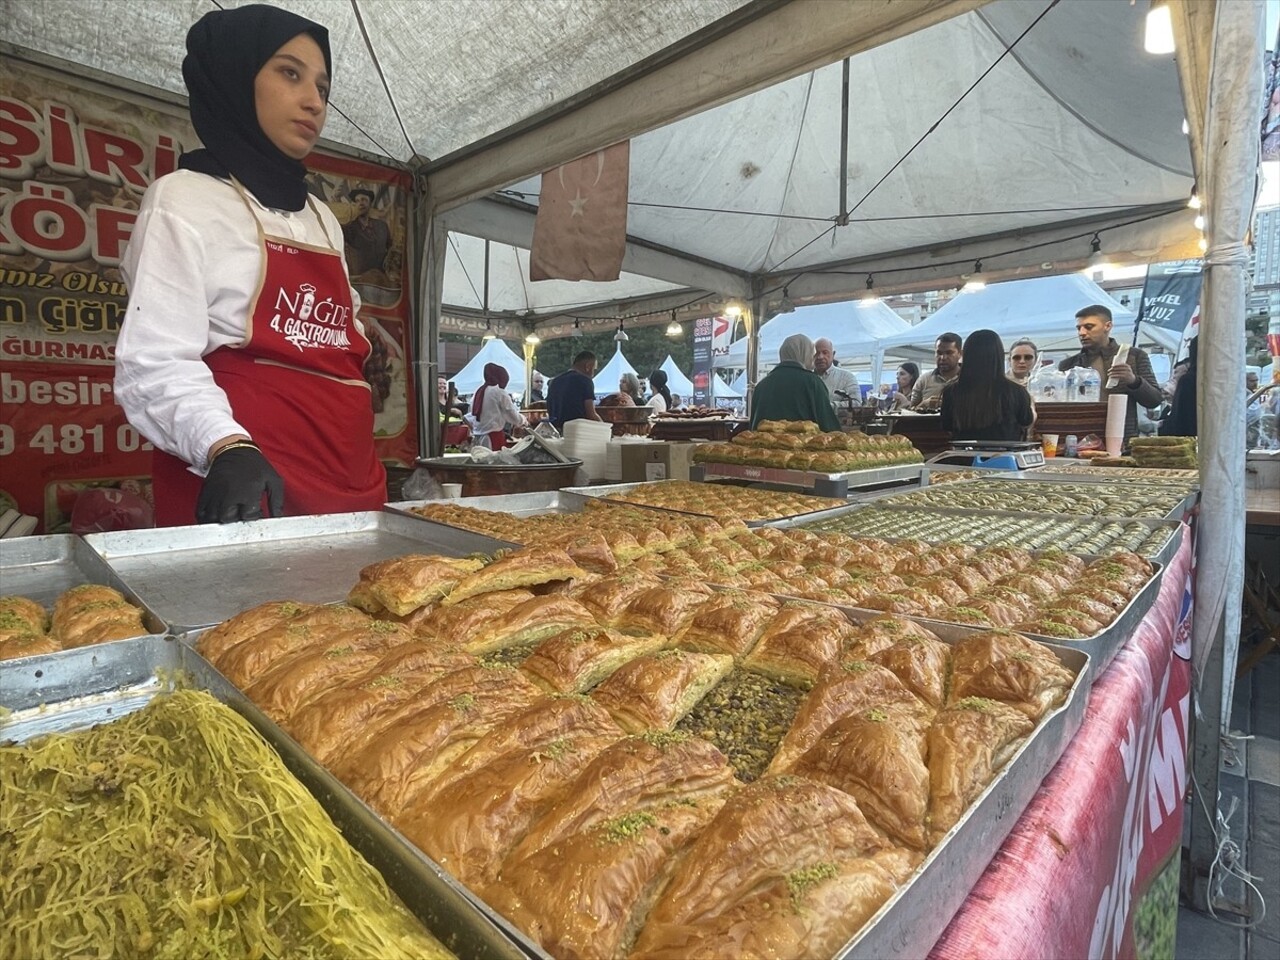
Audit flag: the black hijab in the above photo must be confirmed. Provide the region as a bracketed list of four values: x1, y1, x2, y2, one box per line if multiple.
[179, 4, 331, 212]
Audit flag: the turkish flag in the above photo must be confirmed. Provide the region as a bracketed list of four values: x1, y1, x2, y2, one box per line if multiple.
[530, 142, 630, 282]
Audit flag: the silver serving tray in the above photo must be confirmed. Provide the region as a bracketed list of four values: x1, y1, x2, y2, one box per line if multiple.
[833, 626, 1090, 960]
[783, 504, 1184, 567]
[562, 480, 854, 528]
[82, 512, 509, 634]
[0, 637, 536, 960]
[869, 479, 1196, 523]
[695, 460, 923, 489]
[971, 473, 1200, 516]
[387, 490, 594, 520]
[0, 534, 168, 653]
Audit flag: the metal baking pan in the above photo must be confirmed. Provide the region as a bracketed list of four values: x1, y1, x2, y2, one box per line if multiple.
[82, 512, 511, 635]
[825, 559, 1162, 683]
[563, 480, 853, 528]
[972, 473, 1200, 512]
[0, 637, 537, 960]
[789, 504, 1184, 566]
[0, 533, 169, 648]
[695, 460, 923, 489]
[387, 490, 593, 521]
[869, 479, 1196, 523]
[833, 623, 1091, 958]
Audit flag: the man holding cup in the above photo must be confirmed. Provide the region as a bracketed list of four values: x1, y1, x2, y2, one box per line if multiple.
[1057, 305, 1162, 443]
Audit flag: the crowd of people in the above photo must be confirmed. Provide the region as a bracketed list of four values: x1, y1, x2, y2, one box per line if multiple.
[433, 302, 1277, 454]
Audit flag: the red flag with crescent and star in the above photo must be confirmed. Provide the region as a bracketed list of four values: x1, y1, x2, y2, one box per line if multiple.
[530, 141, 630, 282]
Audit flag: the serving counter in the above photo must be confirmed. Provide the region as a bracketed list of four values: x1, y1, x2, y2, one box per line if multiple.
[0, 481, 1194, 958]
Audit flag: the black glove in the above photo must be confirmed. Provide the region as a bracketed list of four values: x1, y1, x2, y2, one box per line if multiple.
[196, 446, 285, 523]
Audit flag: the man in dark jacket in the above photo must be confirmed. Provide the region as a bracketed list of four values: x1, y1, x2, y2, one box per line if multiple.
[749, 334, 842, 431]
[1057, 305, 1162, 442]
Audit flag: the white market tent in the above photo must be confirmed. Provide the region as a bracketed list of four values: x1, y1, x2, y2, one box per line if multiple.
[876, 273, 1182, 359]
[657, 355, 695, 397]
[591, 345, 638, 396]
[5, 1, 1261, 900]
[450, 338, 529, 395]
[715, 300, 910, 369]
[712, 373, 743, 399]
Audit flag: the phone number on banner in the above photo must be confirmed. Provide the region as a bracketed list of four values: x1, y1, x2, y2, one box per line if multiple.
[0, 423, 152, 457]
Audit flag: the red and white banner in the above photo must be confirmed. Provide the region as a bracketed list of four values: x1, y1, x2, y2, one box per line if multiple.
[530, 141, 629, 282]
[932, 527, 1193, 960]
[0, 57, 416, 533]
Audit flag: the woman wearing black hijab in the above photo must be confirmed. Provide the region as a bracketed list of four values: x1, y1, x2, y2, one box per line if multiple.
[115, 4, 385, 525]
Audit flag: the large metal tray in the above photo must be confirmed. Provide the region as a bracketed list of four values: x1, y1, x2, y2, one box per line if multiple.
[82, 512, 510, 634]
[562, 480, 854, 527]
[0, 533, 168, 645]
[785, 503, 1184, 567]
[692, 460, 922, 495]
[0, 637, 535, 960]
[835, 626, 1090, 959]
[971, 472, 1200, 513]
[386, 490, 593, 520]
[871, 478, 1197, 523]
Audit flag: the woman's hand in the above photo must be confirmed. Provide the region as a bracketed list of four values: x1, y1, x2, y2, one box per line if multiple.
[197, 444, 284, 522]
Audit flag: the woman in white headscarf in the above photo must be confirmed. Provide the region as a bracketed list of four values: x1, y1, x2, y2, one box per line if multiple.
[748, 334, 841, 431]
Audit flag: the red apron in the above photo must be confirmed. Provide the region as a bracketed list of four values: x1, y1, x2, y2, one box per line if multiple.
[153, 185, 385, 526]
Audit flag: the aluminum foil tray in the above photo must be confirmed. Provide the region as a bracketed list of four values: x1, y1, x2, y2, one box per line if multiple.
[0, 533, 168, 645]
[562, 481, 854, 527]
[835, 629, 1088, 959]
[82, 512, 509, 634]
[0, 637, 536, 960]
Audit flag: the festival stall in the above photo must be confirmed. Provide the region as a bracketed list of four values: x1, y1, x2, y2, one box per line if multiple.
[0, 0, 1262, 956]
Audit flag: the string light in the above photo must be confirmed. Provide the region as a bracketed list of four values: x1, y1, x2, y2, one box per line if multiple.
[481, 320, 496, 341]
[777, 288, 796, 314]
[1187, 185, 1201, 210]
[1144, 2, 1175, 55]
[665, 311, 683, 338]
[524, 332, 541, 345]
[859, 275, 881, 307]
[1082, 233, 1110, 275]
[1193, 214, 1206, 231]
[961, 260, 986, 293]
[614, 319, 629, 343]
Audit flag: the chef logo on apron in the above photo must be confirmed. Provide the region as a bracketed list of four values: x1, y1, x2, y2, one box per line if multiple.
[269, 266, 353, 352]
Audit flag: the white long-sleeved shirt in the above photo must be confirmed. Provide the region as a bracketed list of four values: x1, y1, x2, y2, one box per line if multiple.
[818, 364, 861, 401]
[473, 387, 525, 434]
[647, 394, 668, 414]
[115, 170, 362, 472]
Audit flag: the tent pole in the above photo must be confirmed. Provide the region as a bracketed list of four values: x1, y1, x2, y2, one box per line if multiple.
[421, 197, 448, 458]
[1183, 0, 1263, 914]
[746, 278, 764, 419]
[409, 165, 433, 461]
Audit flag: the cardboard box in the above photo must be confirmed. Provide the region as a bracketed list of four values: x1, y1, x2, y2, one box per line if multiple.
[620, 441, 699, 482]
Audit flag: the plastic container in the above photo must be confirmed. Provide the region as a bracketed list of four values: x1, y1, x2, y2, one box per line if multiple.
[1064, 434, 1079, 457]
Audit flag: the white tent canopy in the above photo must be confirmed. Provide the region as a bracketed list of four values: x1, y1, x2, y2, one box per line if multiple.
[657, 356, 694, 397]
[876, 274, 1181, 359]
[592, 345, 638, 396]
[716, 300, 910, 369]
[450, 338, 528, 396]
[712, 374, 743, 399]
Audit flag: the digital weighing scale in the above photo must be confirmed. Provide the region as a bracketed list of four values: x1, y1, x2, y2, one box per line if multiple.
[926, 439, 1046, 470]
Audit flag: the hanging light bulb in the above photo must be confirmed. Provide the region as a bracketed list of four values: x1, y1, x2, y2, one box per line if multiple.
[1193, 214, 1206, 231]
[1144, 2, 1175, 55]
[614, 319, 629, 343]
[1181, 118, 1189, 135]
[961, 260, 986, 293]
[665, 311, 683, 338]
[524, 332, 541, 345]
[481, 320, 497, 341]
[1082, 234, 1110, 276]
[724, 302, 743, 318]
[1187, 185, 1201, 210]
[778, 287, 796, 314]
[859, 274, 881, 307]
[569, 319, 584, 338]
[1198, 236, 1208, 253]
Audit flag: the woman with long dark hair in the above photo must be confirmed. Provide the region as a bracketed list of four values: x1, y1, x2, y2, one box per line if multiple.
[939, 330, 1033, 442]
[891, 362, 920, 409]
[647, 369, 672, 413]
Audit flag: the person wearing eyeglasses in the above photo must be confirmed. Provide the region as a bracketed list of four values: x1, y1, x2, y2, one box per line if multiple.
[1007, 338, 1039, 386]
